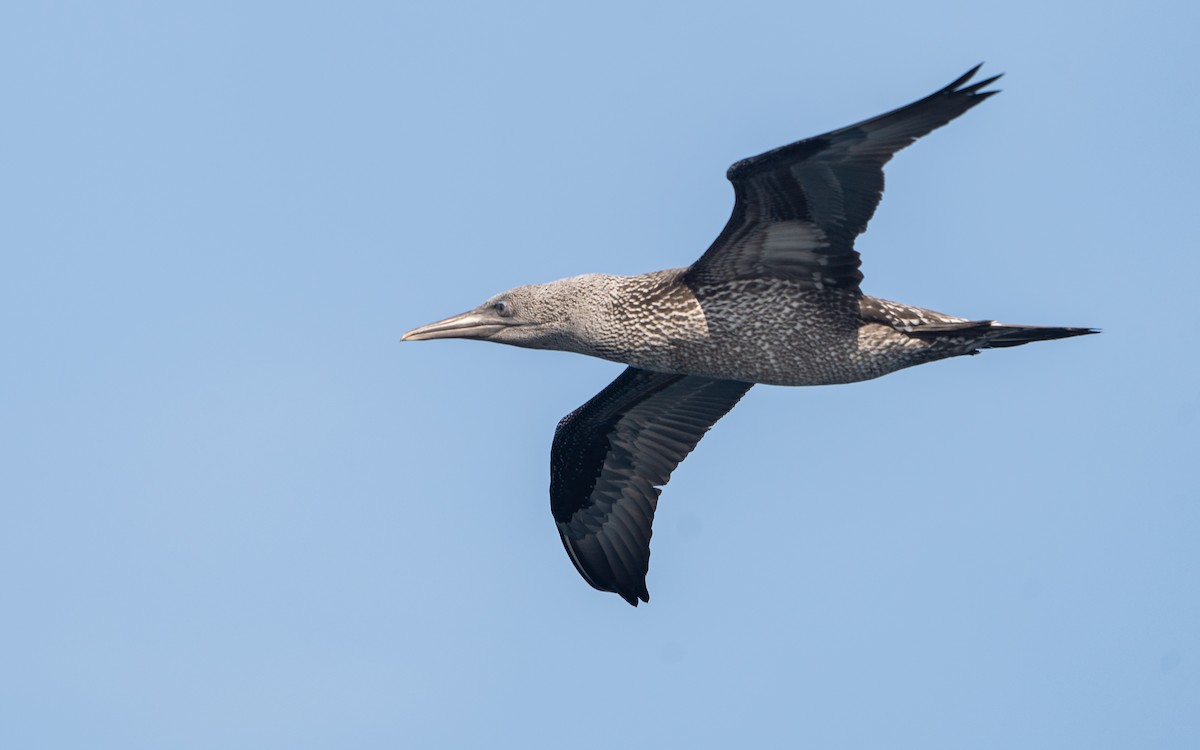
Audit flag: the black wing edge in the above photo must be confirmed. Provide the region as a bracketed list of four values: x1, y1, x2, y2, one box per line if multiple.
[550, 368, 752, 606]
[685, 65, 1002, 290]
[725, 64, 1002, 181]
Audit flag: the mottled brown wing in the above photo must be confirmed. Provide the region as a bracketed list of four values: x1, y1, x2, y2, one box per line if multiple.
[551, 367, 752, 606]
[685, 66, 1001, 291]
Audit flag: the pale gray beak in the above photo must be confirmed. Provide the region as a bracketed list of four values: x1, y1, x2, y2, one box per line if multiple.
[401, 310, 510, 342]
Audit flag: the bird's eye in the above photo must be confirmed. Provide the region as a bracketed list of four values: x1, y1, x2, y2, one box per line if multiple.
[492, 300, 512, 317]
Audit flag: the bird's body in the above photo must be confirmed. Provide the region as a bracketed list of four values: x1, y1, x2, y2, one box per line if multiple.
[494, 269, 998, 386]
[403, 66, 1096, 606]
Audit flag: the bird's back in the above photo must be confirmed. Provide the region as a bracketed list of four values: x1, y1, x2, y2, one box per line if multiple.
[591, 269, 1091, 387]
[591, 269, 884, 386]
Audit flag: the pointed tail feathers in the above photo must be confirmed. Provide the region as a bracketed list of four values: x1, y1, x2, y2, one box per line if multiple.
[979, 324, 1099, 348]
[904, 321, 1099, 348]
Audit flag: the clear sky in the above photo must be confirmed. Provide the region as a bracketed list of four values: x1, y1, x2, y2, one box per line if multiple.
[2, 1, 1197, 748]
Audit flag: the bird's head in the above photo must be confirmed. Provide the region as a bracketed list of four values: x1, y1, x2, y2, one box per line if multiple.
[401, 274, 616, 352]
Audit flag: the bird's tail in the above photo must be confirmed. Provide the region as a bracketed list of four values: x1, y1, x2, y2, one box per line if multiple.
[978, 324, 1099, 348]
[904, 321, 1099, 349]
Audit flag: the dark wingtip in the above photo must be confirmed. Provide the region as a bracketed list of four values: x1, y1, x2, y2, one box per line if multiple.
[961, 75, 1003, 97]
[618, 583, 650, 607]
[946, 63, 985, 91]
[949, 64, 1003, 97]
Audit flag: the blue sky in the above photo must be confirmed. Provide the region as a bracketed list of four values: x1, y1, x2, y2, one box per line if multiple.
[2, 1, 1197, 748]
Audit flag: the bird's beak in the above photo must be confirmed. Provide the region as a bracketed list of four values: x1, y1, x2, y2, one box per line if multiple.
[401, 310, 510, 342]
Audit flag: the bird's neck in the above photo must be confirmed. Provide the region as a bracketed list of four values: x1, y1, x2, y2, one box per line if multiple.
[556, 269, 708, 364]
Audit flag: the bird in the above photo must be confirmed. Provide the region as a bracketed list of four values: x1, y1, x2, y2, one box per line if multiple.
[402, 66, 1096, 606]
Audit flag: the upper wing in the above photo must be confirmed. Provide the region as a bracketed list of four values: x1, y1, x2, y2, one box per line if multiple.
[685, 65, 1001, 291]
[550, 367, 752, 606]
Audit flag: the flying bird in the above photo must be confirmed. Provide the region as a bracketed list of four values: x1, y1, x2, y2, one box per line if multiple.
[402, 66, 1095, 606]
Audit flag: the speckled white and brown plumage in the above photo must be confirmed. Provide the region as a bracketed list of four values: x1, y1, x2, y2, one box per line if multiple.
[402, 66, 1097, 606]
